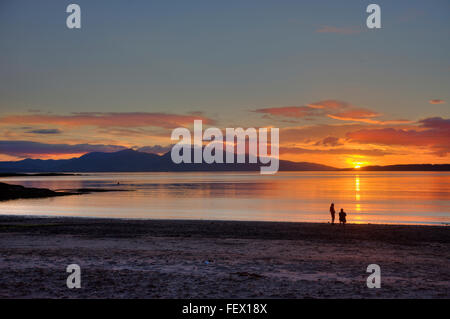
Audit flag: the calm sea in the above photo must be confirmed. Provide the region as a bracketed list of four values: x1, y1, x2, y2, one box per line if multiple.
[1, 172, 449, 225]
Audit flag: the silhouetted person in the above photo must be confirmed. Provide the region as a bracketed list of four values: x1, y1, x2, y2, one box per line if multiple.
[339, 208, 347, 225]
[329, 203, 336, 224]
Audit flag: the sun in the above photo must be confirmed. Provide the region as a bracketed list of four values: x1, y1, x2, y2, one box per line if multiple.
[353, 161, 370, 169]
[346, 158, 369, 169]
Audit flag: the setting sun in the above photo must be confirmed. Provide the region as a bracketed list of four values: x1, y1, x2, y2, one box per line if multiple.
[346, 158, 369, 169]
[353, 161, 370, 168]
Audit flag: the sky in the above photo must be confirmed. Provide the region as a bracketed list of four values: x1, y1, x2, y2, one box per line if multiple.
[0, 0, 449, 168]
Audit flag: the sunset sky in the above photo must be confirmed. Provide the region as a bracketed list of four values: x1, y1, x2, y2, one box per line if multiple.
[0, 0, 449, 168]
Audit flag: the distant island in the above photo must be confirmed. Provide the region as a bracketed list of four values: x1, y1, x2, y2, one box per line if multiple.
[345, 164, 450, 171]
[0, 182, 77, 201]
[0, 182, 131, 202]
[0, 149, 448, 172]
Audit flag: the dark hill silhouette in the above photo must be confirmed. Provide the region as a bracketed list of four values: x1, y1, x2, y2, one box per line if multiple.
[347, 164, 450, 171]
[0, 149, 335, 172]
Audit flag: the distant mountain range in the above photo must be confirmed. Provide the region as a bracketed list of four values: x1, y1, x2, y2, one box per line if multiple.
[0, 149, 335, 172]
[0, 149, 448, 172]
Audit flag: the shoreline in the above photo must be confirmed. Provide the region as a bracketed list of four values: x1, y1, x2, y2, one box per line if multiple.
[1, 215, 448, 241]
[0, 212, 448, 227]
[0, 215, 449, 298]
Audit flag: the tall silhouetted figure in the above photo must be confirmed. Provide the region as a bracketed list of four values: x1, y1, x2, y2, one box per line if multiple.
[339, 208, 347, 225]
[329, 203, 336, 224]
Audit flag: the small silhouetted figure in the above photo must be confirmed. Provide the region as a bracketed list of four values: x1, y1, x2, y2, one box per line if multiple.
[329, 203, 336, 224]
[339, 208, 347, 225]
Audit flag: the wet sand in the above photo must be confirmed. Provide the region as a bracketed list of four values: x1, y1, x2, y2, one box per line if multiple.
[0, 215, 449, 298]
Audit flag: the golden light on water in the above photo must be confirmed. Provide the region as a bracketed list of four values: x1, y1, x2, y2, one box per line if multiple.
[1, 172, 449, 225]
[355, 176, 361, 220]
[355, 175, 361, 201]
[355, 176, 360, 192]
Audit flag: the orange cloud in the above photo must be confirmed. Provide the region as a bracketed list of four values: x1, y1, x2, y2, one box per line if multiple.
[254, 100, 353, 119]
[0, 140, 127, 158]
[429, 99, 445, 104]
[327, 114, 410, 125]
[280, 146, 392, 157]
[0, 140, 179, 159]
[328, 108, 380, 120]
[346, 117, 450, 156]
[280, 123, 372, 143]
[306, 100, 352, 109]
[314, 136, 343, 147]
[254, 100, 409, 125]
[0, 112, 214, 129]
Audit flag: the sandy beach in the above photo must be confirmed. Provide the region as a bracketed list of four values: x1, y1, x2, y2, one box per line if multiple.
[0, 215, 449, 299]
